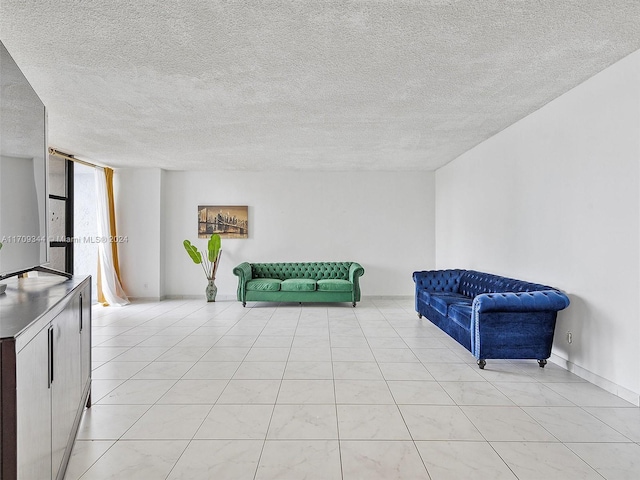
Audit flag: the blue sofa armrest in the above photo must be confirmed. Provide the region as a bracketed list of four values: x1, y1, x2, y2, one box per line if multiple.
[349, 262, 365, 302]
[413, 269, 465, 293]
[233, 262, 253, 302]
[473, 290, 570, 313]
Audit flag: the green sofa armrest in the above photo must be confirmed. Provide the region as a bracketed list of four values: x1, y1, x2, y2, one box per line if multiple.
[349, 262, 365, 302]
[233, 262, 253, 303]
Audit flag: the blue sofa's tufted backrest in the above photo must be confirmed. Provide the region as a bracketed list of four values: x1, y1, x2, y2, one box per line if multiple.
[459, 270, 551, 297]
[251, 262, 352, 281]
[413, 269, 466, 292]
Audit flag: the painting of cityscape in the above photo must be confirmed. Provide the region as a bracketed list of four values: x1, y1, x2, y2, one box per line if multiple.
[198, 205, 248, 239]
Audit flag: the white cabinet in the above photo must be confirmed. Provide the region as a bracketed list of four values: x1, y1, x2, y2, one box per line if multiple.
[0, 276, 91, 480]
[50, 293, 83, 480]
[80, 288, 91, 405]
[14, 326, 52, 480]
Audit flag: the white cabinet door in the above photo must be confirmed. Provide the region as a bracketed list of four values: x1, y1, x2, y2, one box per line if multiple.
[16, 325, 52, 480]
[80, 284, 92, 398]
[51, 297, 82, 480]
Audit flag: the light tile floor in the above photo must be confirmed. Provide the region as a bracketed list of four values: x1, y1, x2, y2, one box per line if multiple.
[64, 298, 640, 480]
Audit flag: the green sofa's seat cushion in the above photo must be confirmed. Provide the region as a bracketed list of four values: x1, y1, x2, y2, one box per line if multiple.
[281, 278, 317, 292]
[317, 279, 353, 292]
[246, 278, 282, 292]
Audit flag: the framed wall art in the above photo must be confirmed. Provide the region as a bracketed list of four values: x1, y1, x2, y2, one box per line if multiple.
[198, 205, 248, 239]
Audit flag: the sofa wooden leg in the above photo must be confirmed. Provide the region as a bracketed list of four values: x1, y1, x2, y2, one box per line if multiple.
[242, 302, 246, 307]
[538, 359, 547, 368]
[477, 359, 486, 369]
[352, 302, 356, 307]
[417, 313, 422, 319]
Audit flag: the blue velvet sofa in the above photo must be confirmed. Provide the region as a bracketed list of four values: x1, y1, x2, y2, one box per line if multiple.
[413, 269, 570, 369]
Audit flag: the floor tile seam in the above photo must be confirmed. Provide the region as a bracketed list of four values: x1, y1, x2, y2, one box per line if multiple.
[161, 438, 202, 480]
[273, 399, 341, 404]
[90, 313, 140, 326]
[478, 377, 525, 407]
[490, 440, 607, 480]
[533, 377, 589, 385]
[73, 439, 120, 480]
[109, 300, 183, 320]
[94, 352, 164, 366]
[560, 443, 621, 480]
[494, 439, 640, 444]
[91, 361, 153, 382]
[89, 379, 126, 404]
[237, 304, 280, 342]
[272, 304, 302, 365]
[255, 304, 303, 459]
[573, 405, 639, 442]
[336, 426, 345, 480]
[109, 319, 172, 329]
[188, 299, 236, 319]
[419, 374, 458, 408]
[138, 313, 196, 330]
[324, 306, 350, 480]
[252, 346, 295, 480]
[184, 402, 217, 444]
[91, 336, 121, 347]
[457, 403, 567, 447]
[355, 305, 395, 389]
[91, 347, 140, 363]
[91, 324, 138, 339]
[199, 335, 255, 364]
[170, 369, 238, 406]
[471, 380, 587, 461]
[379, 309, 418, 350]
[338, 438, 445, 443]
[517, 405, 605, 444]
[89, 402, 155, 446]
[540, 381, 628, 408]
[487, 380, 580, 408]
[361, 308, 461, 410]
[393, 394, 450, 479]
[92, 376, 181, 407]
[140, 376, 183, 410]
[404, 438, 446, 480]
[482, 440, 530, 480]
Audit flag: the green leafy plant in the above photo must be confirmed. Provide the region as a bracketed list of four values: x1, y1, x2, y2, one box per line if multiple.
[183, 234, 222, 280]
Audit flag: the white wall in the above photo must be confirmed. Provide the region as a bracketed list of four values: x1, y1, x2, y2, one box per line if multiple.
[436, 50, 640, 402]
[162, 170, 435, 298]
[115, 169, 435, 300]
[114, 167, 163, 299]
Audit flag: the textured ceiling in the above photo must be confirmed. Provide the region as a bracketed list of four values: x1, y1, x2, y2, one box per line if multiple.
[1, 1, 639, 171]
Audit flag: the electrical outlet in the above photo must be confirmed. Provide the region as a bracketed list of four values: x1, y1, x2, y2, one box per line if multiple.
[566, 331, 573, 344]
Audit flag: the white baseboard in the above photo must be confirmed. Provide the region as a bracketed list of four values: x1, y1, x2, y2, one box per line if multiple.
[162, 294, 237, 301]
[550, 353, 640, 406]
[362, 295, 414, 301]
[156, 294, 413, 302]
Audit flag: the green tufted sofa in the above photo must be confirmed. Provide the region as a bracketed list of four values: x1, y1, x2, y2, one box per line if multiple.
[233, 262, 365, 307]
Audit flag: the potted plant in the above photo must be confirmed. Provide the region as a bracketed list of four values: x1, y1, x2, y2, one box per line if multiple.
[183, 233, 222, 301]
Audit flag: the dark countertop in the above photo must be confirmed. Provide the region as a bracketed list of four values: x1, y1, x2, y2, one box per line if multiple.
[0, 275, 89, 339]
